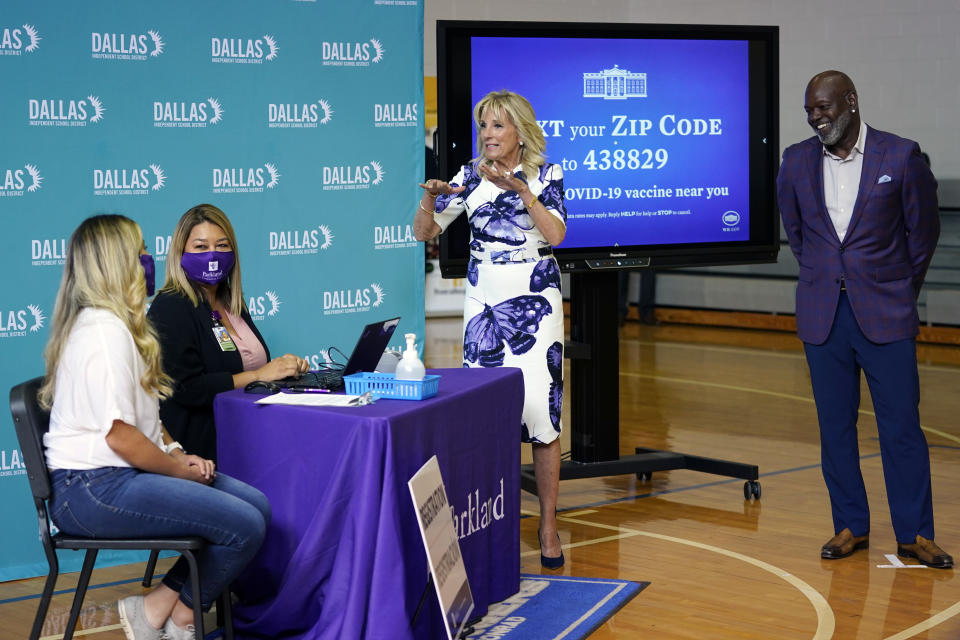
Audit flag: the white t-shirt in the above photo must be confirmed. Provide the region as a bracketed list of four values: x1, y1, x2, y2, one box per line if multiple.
[45, 307, 164, 470]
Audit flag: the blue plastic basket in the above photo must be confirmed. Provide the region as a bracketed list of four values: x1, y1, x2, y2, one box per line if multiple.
[343, 372, 440, 401]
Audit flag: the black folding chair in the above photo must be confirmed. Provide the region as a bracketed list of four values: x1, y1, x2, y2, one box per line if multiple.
[9, 377, 233, 640]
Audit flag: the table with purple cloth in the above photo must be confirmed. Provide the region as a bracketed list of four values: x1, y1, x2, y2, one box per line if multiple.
[214, 367, 523, 639]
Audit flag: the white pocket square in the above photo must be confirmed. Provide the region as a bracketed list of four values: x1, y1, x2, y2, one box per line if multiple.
[878, 174, 892, 184]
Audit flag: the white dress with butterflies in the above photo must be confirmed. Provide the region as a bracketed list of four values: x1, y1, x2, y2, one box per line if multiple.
[434, 162, 566, 444]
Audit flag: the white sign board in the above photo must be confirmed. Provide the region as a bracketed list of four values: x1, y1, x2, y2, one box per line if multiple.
[409, 455, 475, 640]
[425, 259, 467, 317]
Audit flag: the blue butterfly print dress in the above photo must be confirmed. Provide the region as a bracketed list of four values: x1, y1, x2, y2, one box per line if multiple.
[434, 162, 566, 444]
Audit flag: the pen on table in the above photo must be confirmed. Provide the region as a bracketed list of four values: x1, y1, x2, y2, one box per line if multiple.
[286, 388, 330, 394]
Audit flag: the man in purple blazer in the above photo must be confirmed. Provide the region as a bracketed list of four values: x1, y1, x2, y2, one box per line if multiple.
[777, 70, 951, 568]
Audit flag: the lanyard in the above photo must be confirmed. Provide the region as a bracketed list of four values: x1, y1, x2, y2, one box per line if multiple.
[211, 310, 237, 352]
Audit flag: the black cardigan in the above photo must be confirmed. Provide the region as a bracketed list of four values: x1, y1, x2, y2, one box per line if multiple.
[148, 290, 270, 460]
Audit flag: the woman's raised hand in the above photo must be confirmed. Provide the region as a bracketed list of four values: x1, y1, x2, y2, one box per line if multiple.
[477, 163, 524, 192]
[418, 179, 465, 198]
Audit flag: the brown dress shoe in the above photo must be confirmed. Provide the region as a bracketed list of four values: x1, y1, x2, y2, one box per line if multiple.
[897, 535, 953, 569]
[821, 528, 869, 559]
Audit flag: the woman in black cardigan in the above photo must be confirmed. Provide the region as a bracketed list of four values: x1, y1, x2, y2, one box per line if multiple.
[149, 204, 307, 460]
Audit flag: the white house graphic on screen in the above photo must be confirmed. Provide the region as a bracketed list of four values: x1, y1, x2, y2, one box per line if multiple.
[583, 65, 647, 99]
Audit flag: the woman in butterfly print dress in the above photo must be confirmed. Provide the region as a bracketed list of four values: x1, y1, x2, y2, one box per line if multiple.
[414, 90, 567, 567]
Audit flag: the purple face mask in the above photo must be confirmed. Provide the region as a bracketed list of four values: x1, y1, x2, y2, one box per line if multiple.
[139, 254, 156, 297]
[180, 250, 235, 286]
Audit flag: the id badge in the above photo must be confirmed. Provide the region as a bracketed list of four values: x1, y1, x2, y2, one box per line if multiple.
[212, 325, 237, 352]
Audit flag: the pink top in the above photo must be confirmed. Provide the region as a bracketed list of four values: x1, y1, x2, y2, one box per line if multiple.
[224, 310, 268, 372]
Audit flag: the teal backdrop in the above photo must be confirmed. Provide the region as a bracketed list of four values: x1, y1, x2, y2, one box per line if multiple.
[0, 0, 424, 581]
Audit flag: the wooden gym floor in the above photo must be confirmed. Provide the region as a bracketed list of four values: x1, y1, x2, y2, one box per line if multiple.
[1, 314, 959, 639]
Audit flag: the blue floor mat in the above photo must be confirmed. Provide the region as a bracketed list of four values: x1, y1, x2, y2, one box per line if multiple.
[464, 574, 648, 640]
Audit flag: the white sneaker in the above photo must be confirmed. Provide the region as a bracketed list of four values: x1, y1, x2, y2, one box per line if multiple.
[161, 617, 197, 640]
[117, 595, 163, 640]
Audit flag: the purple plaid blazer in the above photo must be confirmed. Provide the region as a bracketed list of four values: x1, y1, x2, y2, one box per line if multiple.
[777, 126, 940, 345]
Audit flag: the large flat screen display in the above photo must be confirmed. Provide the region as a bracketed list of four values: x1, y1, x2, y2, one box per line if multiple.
[437, 21, 779, 275]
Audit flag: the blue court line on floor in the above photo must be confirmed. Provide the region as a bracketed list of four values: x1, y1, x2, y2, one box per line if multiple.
[0, 572, 167, 606]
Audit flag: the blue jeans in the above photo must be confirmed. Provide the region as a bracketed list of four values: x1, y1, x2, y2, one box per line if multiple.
[50, 467, 270, 609]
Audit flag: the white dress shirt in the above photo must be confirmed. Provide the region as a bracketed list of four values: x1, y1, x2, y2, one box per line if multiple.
[822, 120, 868, 242]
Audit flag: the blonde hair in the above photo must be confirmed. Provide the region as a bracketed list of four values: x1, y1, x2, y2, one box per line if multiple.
[472, 90, 546, 179]
[159, 204, 246, 316]
[39, 215, 172, 408]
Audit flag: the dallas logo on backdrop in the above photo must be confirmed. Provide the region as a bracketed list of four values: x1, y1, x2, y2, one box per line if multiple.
[303, 350, 333, 370]
[374, 224, 416, 250]
[267, 99, 333, 128]
[248, 290, 282, 321]
[323, 282, 384, 316]
[212, 163, 280, 194]
[31, 236, 66, 267]
[211, 34, 278, 64]
[154, 235, 172, 263]
[1, 23, 41, 56]
[321, 38, 384, 67]
[374, 102, 417, 128]
[269, 223, 333, 256]
[0, 163, 42, 197]
[322, 161, 384, 191]
[0, 448, 26, 478]
[93, 164, 166, 196]
[154, 98, 224, 128]
[91, 29, 164, 60]
[28, 95, 105, 127]
[0, 303, 45, 338]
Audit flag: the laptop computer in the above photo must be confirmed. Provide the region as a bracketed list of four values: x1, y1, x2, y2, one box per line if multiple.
[279, 317, 401, 391]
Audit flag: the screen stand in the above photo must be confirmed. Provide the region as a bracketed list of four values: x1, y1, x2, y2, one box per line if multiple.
[520, 270, 761, 500]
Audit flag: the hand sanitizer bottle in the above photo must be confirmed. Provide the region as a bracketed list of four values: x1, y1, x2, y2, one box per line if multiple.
[395, 333, 425, 381]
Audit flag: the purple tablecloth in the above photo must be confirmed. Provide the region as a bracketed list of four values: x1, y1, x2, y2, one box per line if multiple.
[214, 367, 523, 639]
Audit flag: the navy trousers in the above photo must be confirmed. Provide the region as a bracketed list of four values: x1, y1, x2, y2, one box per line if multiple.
[803, 292, 934, 543]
